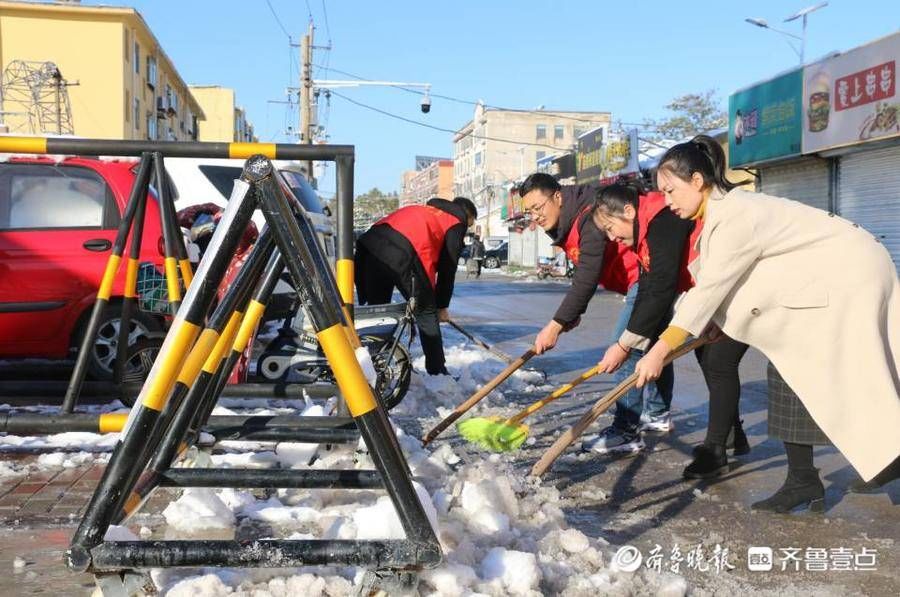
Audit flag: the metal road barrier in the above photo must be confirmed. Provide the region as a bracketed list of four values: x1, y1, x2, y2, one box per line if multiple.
[0, 136, 356, 423]
[56, 155, 440, 594]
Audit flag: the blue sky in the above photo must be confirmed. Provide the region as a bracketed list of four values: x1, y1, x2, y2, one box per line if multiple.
[84, 0, 896, 196]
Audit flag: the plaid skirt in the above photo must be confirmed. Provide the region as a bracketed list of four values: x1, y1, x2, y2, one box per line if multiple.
[767, 362, 830, 445]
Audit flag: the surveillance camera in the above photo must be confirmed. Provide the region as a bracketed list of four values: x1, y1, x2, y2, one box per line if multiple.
[421, 96, 431, 114]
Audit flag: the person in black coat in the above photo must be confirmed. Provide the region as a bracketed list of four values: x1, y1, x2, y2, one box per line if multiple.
[355, 197, 476, 375]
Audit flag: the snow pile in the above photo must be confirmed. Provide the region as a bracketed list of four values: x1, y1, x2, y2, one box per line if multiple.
[0, 431, 119, 452]
[398, 343, 546, 418]
[36, 451, 108, 469]
[163, 488, 236, 532]
[155, 418, 654, 596]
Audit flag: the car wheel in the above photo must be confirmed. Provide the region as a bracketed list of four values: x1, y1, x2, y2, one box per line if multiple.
[84, 304, 163, 381]
[484, 256, 500, 269]
[119, 333, 166, 406]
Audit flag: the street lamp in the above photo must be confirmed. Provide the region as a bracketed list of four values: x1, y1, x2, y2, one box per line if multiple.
[310, 80, 433, 113]
[744, 2, 828, 64]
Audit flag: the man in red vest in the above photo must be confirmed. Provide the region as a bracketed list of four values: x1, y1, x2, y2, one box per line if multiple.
[519, 173, 684, 454]
[355, 196, 477, 375]
[519, 173, 636, 353]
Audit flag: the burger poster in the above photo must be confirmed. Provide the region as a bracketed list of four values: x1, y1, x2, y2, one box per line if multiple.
[803, 31, 900, 153]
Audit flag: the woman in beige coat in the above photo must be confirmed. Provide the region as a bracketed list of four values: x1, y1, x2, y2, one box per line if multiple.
[635, 135, 900, 512]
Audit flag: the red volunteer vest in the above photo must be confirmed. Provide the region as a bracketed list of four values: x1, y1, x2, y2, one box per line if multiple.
[633, 192, 694, 293]
[376, 205, 461, 288]
[562, 205, 638, 296]
[684, 217, 704, 286]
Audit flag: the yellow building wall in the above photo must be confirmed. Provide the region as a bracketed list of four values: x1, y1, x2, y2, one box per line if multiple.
[0, 13, 124, 138]
[190, 86, 235, 142]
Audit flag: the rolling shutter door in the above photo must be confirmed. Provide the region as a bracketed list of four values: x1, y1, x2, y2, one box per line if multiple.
[837, 145, 900, 270]
[759, 158, 831, 211]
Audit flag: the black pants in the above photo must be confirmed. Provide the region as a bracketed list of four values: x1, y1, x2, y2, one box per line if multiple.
[695, 335, 749, 445]
[355, 249, 447, 375]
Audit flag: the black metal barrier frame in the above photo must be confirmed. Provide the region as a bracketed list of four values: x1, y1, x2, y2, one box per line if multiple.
[61, 151, 193, 413]
[0, 136, 356, 428]
[54, 155, 441, 591]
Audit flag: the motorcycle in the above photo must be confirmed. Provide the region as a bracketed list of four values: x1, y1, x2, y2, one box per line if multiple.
[535, 256, 575, 280]
[257, 299, 415, 411]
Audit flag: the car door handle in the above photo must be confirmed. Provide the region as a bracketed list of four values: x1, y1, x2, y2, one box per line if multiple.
[83, 238, 112, 252]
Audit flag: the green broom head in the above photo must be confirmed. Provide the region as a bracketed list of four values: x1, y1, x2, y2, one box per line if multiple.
[456, 416, 529, 452]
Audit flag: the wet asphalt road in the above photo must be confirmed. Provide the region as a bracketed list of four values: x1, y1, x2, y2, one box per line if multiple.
[446, 271, 899, 596]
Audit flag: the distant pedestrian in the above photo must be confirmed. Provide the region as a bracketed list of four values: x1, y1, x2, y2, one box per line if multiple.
[468, 235, 485, 279]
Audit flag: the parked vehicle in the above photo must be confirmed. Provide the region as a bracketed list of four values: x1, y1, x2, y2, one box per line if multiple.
[257, 301, 414, 410]
[0, 155, 167, 379]
[535, 255, 575, 279]
[483, 240, 508, 269]
[164, 158, 334, 321]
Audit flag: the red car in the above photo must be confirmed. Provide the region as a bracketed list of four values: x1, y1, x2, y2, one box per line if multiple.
[0, 156, 167, 379]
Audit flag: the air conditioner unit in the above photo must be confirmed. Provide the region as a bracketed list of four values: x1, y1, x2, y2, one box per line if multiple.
[156, 96, 168, 116]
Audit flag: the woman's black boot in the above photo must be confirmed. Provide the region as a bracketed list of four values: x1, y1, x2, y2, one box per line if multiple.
[727, 419, 751, 455]
[683, 444, 728, 479]
[751, 468, 825, 513]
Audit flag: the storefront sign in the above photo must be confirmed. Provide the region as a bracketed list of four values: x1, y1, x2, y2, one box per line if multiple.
[729, 69, 803, 166]
[803, 32, 900, 153]
[576, 128, 638, 183]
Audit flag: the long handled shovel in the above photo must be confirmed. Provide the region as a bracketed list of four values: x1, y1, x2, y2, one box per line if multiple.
[445, 319, 516, 364]
[530, 337, 707, 477]
[421, 348, 536, 447]
[457, 364, 603, 452]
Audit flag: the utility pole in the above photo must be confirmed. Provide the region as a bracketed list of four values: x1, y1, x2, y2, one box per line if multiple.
[300, 21, 315, 181]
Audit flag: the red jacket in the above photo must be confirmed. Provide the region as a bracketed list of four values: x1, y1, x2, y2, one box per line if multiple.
[634, 192, 693, 293]
[562, 205, 639, 295]
[376, 204, 463, 288]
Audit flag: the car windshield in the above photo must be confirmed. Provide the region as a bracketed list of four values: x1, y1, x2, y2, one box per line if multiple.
[279, 170, 324, 214]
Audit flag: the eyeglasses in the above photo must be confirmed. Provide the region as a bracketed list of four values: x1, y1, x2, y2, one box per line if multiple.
[525, 196, 552, 216]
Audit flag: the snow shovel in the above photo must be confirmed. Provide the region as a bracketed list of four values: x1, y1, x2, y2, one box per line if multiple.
[445, 318, 516, 364]
[530, 337, 707, 477]
[421, 348, 536, 447]
[457, 364, 603, 452]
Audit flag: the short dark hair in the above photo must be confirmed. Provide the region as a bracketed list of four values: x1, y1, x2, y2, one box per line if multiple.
[453, 196, 477, 220]
[518, 172, 560, 197]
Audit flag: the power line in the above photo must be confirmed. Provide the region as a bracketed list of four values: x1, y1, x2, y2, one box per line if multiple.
[320, 0, 332, 44]
[265, 0, 292, 40]
[311, 63, 669, 130]
[328, 90, 568, 150]
[304, 0, 314, 23]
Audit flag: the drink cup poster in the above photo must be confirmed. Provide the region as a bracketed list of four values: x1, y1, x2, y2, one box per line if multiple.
[803, 32, 900, 153]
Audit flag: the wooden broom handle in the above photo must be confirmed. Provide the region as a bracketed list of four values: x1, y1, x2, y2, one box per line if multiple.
[530, 338, 707, 477]
[508, 365, 602, 425]
[446, 319, 516, 364]
[421, 349, 536, 446]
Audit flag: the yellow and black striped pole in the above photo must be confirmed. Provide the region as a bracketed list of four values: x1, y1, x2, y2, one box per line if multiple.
[335, 154, 355, 317]
[256, 160, 439, 547]
[182, 249, 286, 447]
[0, 136, 354, 161]
[61, 153, 155, 413]
[153, 153, 185, 314]
[112, 166, 150, 383]
[119, 233, 275, 521]
[67, 170, 259, 570]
